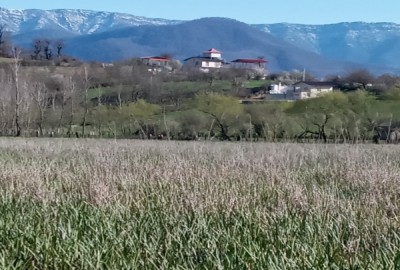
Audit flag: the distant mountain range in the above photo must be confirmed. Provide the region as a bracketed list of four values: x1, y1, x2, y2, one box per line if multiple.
[2, 7, 400, 75]
[254, 22, 400, 73]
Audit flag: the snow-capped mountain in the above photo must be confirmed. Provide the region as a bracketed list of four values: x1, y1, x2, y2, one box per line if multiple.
[254, 22, 400, 70]
[0, 7, 180, 35]
[2, 7, 400, 74]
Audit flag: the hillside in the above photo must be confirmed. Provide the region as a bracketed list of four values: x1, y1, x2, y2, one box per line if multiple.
[64, 18, 358, 75]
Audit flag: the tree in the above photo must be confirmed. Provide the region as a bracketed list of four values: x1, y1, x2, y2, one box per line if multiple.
[32, 39, 42, 60]
[346, 90, 377, 142]
[30, 81, 48, 136]
[0, 68, 14, 135]
[55, 39, 64, 58]
[90, 105, 117, 138]
[0, 24, 5, 54]
[80, 66, 91, 137]
[120, 99, 161, 138]
[245, 102, 292, 141]
[0, 24, 11, 57]
[43, 39, 52, 60]
[174, 110, 209, 140]
[195, 92, 243, 141]
[290, 92, 349, 143]
[375, 74, 400, 93]
[343, 69, 375, 89]
[57, 76, 75, 135]
[65, 77, 77, 137]
[10, 47, 22, 136]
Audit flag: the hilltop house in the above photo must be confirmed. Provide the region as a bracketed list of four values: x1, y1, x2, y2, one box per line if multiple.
[231, 58, 268, 78]
[289, 81, 336, 100]
[140, 56, 174, 73]
[183, 48, 225, 72]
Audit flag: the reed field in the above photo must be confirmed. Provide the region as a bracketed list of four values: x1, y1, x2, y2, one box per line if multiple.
[0, 138, 399, 269]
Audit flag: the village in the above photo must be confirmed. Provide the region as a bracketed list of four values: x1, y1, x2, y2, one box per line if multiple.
[140, 48, 336, 101]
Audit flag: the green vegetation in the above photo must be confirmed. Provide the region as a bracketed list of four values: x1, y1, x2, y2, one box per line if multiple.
[2, 56, 400, 142]
[0, 139, 399, 268]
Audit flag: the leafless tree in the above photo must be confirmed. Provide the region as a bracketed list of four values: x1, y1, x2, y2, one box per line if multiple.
[81, 66, 91, 137]
[10, 47, 22, 136]
[343, 69, 375, 89]
[65, 77, 77, 137]
[55, 39, 64, 58]
[0, 69, 13, 134]
[33, 39, 42, 60]
[0, 24, 10, 57]
[30, 81, 48, 136]
[43, 39, 52, 60]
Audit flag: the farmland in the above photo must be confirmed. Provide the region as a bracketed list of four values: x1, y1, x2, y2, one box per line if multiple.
[0, 138, 399, 268]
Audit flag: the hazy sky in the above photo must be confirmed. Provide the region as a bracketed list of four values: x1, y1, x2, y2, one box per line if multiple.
[0, 0, 399, 24]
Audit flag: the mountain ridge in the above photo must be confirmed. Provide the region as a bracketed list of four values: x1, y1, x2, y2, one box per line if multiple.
[63, 17, 362, 75]
[254, 22, 400, 70]
[1, 7, 400, 75]
[0, 7, 181, 35]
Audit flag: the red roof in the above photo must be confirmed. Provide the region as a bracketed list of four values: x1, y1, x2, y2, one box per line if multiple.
[203, 48, 221, 53]
[141, 56, 170, 62]
[232, 58, 267, 63]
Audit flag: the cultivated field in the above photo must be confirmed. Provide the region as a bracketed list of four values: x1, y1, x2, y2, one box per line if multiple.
[0, 138, 399, 269]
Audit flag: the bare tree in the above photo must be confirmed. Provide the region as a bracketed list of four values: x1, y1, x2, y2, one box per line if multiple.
[81, 66, 91, 137]
[65, 77, 76, 137]
[343, 69, 375, 89]
[33, 39, 42, 60]
[10, 47, 22, 136]
[43, 39, 52, 60]
[0, 69, 13, 134]
[0, 24, 10, 57]
[55, 39, 64, 58]
[30, 81, 48, 136]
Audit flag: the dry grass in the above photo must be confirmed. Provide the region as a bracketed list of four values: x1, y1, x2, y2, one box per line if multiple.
[0, 138, 399, 268]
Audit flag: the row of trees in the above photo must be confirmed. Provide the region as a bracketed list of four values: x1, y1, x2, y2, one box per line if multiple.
[31, 39, 64, 60]
[1, 49, 400, 142]
[0, 24, 68, 64]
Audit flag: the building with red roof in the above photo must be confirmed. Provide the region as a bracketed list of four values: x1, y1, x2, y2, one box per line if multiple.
[231, 58, 268, 78]
[140, 56, 174, 73]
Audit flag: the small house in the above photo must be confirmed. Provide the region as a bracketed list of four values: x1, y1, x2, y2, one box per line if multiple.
[290, 81, 335, 100]
[140, 56, 173, 73]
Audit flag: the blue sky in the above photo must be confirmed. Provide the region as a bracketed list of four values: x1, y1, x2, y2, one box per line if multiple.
[0, 0, 399, 24]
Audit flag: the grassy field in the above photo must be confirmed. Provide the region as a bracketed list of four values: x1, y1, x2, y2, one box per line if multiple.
[0, 139, 399, 269]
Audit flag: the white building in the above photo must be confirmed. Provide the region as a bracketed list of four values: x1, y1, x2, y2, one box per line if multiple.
[183, 48, 225, 72]
[269, 82, 291, 94]
[291, 81, 335, 100]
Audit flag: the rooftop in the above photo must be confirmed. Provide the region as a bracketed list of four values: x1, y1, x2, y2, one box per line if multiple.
[232, 58, 267, 64]
[140, 56, 170, 62]
[183, 56, 224, 62]
[294, 81, 337, 87]
[203, 48, 221, 54]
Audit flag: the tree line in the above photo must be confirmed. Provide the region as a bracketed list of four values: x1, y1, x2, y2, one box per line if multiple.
[1, 48, 400, 143]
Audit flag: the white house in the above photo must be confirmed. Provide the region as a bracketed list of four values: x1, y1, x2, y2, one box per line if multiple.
[183, 48, 225, 72]
[290, 81, 335, 100]
[269, 82, 291, 94]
